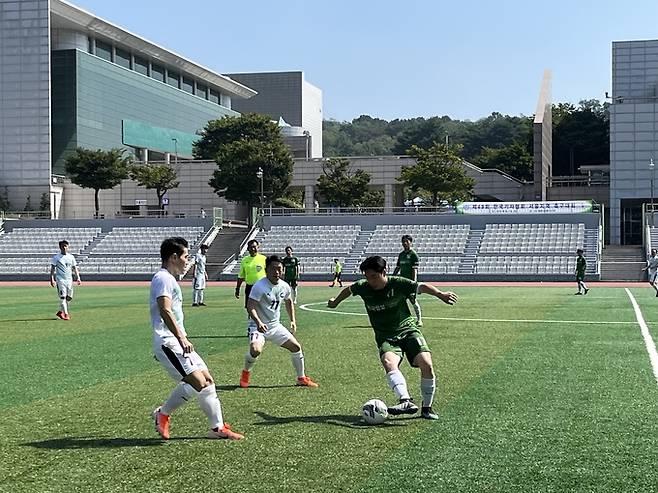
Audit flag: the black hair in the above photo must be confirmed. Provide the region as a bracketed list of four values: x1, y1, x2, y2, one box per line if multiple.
[247, 239, 259, 248]
[576, 248, 584, 254]
[266, 255, 283, 267]
[161, 237, 189, 262]
[401, 234, 413, 243]
[58, 240, 69, 249]
[360, 255, 387, 273]
[200, 244, 209, 250]
[285, 246, 293, 252]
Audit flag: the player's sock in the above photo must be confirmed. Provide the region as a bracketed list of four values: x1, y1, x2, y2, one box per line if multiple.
[194, 290, 200, 304]
[60, 299, 68, 314]
[197, 384, 224, 430]
[413, 301, 422, 323]
[161, 382, 195, 415]
[421, 377, 436, 408]
[199, 290, 204, 304]
[386, 369, 411, 400]
[244, 351, 258, 372]
[291, 350, 305, 378]
[292, 287, 297, 303]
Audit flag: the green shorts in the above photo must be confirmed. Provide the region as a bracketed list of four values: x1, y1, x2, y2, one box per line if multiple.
[377, 328, 431, 367]
[285, 278, 298, 288]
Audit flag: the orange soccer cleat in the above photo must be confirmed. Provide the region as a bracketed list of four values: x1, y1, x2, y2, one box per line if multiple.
[296, 376, 319, 388]
[239, 370, 251, 388]
[208, 423, 244, 440]
[152, 407, 170, 440]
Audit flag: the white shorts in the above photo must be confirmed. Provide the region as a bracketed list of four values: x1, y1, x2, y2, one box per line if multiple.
[193, 275, 206, 290]
[650, 270, 658, 283]
[247, 322, 293, 347]
[56, 280, 73, 299]
[154, 337, 208, 381]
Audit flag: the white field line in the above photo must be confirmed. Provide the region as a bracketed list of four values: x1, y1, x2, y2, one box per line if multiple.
[624, 288, 658, 385]
[298, 302, 638, 326]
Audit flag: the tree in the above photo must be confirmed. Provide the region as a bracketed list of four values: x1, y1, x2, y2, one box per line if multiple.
[399, 143, 474, 206]
[316, 157, 373, 207]
[65, 148, 131, 217]
[194, 114, 293, 209]
[39, 193, 49, 211]
[0, 187, 10, 211]
[129, 164, 180, 209]
[23, 195, 31, 211]
[474, 141, 534, 181]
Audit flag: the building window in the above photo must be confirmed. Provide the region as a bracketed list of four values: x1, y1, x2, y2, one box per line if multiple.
[209, 88, 220, 104]
[182, 76, 194, 94]
[196, 83, 208, 100]
[167, 71, 180, 89]
[95, 40, 112, 62]
[115, 48, 131, 69]
[87, 36, 94, 54]
[151, 64, 165, 82]
[134, 56, 149, 76]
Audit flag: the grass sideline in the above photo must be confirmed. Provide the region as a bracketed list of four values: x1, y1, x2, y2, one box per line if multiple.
[1, 285, 658, 492]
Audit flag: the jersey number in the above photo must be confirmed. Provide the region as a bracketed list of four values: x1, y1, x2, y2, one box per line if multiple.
[269, 299, 281, 310]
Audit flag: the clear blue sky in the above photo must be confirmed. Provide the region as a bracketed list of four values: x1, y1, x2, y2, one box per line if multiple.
[70, 0, 658, 122]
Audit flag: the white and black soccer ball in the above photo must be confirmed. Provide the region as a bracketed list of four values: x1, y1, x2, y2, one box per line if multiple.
[361, 399, 388, 425]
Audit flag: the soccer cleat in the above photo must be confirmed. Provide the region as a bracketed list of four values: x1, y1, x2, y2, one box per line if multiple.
[584, 288, 589, 295]
[388, 398, 419, 416]
[208, 423, 244, 440]
[199, 303, 207, 306]
[655, 292, 658, 298]
[152, 407, 170, 440]
[56, 311, 65, 320]
[192, 303, 199, 307]
[63, 313, 71, 320]
[417, 319, 423, 327]
[296, 376, 319, 388]
[574, 292, 583, 295]
[421, 407, 439, 420]
[239, 370, 251, 388]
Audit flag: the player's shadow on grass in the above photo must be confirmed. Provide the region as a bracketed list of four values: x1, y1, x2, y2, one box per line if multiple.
[253, 411, 407, 429]
[216, 384, 297, 392]
[24, 436, 204, 449]
[188, 335, 247, 339]
[0, 318, 57, 323]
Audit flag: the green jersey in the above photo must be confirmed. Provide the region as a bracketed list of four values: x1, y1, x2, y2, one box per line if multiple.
[334, 261, 342, 274]
[576, 256, 587, 276]
[396, 249, 419, 280]
[282, 256, 299, 281]
[350, 276, 419, 338]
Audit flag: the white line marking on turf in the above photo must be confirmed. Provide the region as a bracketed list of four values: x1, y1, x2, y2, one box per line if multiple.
[624, 288, 658, 385]
[298, 302, 637, 326]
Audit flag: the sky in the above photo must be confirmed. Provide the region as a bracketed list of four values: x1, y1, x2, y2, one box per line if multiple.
[67, 0, 658, 123]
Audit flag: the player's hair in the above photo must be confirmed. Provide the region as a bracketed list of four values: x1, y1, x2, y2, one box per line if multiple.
[58, 240, 69, 249]
[285, 246, 293, 252]
[161, 237, 188, 262]
[200, 244, 209, 250]
[266, 255, 283, 267]
[576, 248, 584, 254]
[333, 258, 339, 262]
[401, 234, 413, 243]
[247, 239, 259, 248]
[360, 256, 387, 273]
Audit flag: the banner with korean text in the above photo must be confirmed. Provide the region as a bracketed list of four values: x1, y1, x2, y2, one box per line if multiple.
[455, 201, 594, 215]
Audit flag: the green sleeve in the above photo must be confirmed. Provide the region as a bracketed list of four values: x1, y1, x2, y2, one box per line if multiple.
[350, 279, 366, 297]
[393, 276, 418, 297]
[410, 251, 420, 267]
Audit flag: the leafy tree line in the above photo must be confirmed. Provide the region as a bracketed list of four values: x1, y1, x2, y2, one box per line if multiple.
[324, 100, 609, 180]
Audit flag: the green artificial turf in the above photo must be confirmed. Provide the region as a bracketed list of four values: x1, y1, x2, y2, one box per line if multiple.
[1, 285, 657, 492]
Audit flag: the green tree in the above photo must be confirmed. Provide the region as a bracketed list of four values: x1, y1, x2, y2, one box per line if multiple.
[65, 148, 131, 217]
[23, 195, 31, 211]
[129, 164, 180, 209]
[0, 187, 10, 211]
[39, 193, 49, 211]
[194, 114, 293, 209]
[474, 141, 534, 180]
[399, 143, 474, 206]
[316, 157, 373, 207]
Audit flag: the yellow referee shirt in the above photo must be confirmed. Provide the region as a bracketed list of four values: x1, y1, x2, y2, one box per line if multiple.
[239, 253, 266, 285]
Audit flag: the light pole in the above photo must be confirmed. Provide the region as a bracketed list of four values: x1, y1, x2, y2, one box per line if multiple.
[171, 138, 178, 165]
[303, 130, 310, 161]
[256, 167, 264, 211]
[649, 158, 656, 228]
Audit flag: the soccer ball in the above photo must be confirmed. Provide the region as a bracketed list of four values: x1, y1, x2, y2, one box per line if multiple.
[361, 399, 388, 425]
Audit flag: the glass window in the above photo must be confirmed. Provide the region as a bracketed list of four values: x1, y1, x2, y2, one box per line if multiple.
[151, 64, 165, 82]
[182, 76, 194, 94]
[115, 48, 131, 69]
[134, 56, 149, 76]
[196, 83, 208, 100]
[95, 40, 112, 62]
[209, 88, 220, 104]
[167, 71, 180, 88]
[87, 36, 93, 54]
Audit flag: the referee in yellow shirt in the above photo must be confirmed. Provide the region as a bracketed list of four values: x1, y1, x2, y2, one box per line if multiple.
[235, 239, 266, 308]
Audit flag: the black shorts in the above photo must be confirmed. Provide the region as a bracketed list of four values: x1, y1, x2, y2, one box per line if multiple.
[244, 284, 253, 308]
[285, 279, 298, 288]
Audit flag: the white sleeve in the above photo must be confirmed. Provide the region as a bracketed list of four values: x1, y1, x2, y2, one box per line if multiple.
[152, 275, 174, 300]
[248, 282, 263, 301]
[71, 255, 77, 267]
[51, 255, 57, 266]
[284, 283, 291, 300]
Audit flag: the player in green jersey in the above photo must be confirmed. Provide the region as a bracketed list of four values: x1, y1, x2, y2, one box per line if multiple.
[393, 234, 422, 326]
[282, 246, 300, 303]
[327, 255, 458, 420]
[575, 248, 589, 295]
[329, 258, 343, 287]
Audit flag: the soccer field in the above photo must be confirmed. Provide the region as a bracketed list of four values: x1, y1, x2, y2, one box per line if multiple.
[2, 284, 658, 492]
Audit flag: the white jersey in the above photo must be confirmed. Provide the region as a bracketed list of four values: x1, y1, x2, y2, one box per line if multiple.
[51, 253, 77, 283]
[648, 256, 658, 272]
[248, 277, 291, 329]
[150, 268, 186, 341]
[193, 252, 207, 278]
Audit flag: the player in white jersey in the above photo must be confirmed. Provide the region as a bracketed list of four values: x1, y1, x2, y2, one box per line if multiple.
[643, 248, 658, 297]
[151, 237, 243, 440]
[49, 240, 81, 321]
[239, 255, 319, 389]
[191, 244, 209, 306]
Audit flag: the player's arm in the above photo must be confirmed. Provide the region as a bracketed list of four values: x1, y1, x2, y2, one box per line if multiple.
[235, 261, 246, 298]
[418, 282, 458, 305]
[49, 265, 56, 287]
[411, 266, 418, 282]
[328, 286, 352, 308]
[74, 265, 82, 285]
[285, 298, 296, 333]
[295, 261, 299, 280]
[393, 260, 400, 276]
[247, 297, 267, 333]
[191, 263, 196, 277]
[157, 295, 193, 353]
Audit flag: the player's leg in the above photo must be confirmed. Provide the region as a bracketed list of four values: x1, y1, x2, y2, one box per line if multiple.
[652, 273, 658, 295]
[241, 329, 265, 387]
[412, 351, 439, 420]
[410, 294, 422, 326]
[380, 345, 417, 415]
[338, 273, 343, 287]
[199, 287, 205, 305]
[277, 329, 318, 387]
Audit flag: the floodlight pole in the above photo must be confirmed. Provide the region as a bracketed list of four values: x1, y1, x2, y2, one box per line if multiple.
[651, 158, 655, 226]
[256, 167, 264, 212]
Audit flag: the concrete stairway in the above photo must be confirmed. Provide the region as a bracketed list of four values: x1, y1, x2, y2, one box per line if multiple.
[458, 229, 483, 274]
[600, 245, 646, 281]
[203, 228, 249, 280]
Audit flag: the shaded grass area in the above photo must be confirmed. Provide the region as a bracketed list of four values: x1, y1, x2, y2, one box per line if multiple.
[1, 286, 657, 492]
